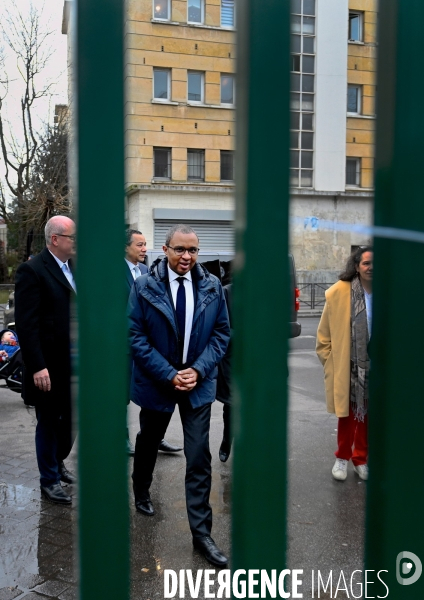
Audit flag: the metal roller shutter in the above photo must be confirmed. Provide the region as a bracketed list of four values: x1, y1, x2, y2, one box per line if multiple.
[154, 219, 234, 251]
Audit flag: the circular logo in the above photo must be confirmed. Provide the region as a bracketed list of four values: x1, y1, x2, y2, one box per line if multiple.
[396, 552, 422, 586]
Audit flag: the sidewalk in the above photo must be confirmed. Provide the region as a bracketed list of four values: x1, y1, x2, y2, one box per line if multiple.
[0, 337, 366, 599]
[0, 388, 78, 599]
[0, 384, 231, 600]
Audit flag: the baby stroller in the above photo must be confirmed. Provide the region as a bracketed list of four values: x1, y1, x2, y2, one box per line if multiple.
[0, 329, 23, 394]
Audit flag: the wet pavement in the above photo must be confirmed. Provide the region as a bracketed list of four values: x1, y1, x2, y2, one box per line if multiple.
[0, 388, 231, 600]
[0, 317, 366, 599]
[288, 319, 365, 597]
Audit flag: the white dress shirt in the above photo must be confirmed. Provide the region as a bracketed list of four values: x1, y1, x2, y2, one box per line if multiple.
[49, 249, 76, 292]
[125, 258, 142, 280]
[167, 265, 194, 364]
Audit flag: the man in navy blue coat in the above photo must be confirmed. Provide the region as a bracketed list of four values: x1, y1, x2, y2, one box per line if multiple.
[128, 224, 230, 566]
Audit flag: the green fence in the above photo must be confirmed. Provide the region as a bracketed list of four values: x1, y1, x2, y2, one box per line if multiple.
[74, 0, 424, 598]
[75, 0, 129, 598]
[365, 1, 424, 597]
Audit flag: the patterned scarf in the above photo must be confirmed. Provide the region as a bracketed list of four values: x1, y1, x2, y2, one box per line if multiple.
[350, 276, 370, 421]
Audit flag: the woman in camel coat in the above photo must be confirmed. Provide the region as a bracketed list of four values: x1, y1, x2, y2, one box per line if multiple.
[316, 246, 373, 482]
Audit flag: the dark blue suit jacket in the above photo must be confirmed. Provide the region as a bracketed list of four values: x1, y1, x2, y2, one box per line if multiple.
[128, 258, 230, 412]
[126, 260, 148, 403]
[125, 260, 148, 298]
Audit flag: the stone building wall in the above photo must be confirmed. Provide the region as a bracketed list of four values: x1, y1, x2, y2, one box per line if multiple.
[125, 0, 236, 186]
[346, 0, 377, 188]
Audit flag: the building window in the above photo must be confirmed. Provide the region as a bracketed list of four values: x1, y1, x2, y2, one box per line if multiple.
[187, 150, 205, 181]
[291, 54, 301, 73]
[346, 158, 361, 186]
[188, 71, 204, 103]
[221, 74, 235, 104]
[153, 69, 170, 100]
[348, 11, 363, 42]
[221, 0, 235, 27]
[290, 0, 315, 188]
[154, 148, 171, 179]
[220, 151, 234, 181]
[188, 0, 203, 23]
[153, 0, 170, 21]
[347, 85, 361, 114]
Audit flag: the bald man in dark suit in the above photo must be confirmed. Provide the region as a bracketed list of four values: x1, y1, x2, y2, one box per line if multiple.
[15, 216, 77, 505]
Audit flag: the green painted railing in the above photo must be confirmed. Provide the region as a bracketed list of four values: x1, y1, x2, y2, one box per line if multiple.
[232, 0, 291, 576]
[75, 0, 129, 598]
[73, 0, 424, 598]
[366, 1, 424, 597]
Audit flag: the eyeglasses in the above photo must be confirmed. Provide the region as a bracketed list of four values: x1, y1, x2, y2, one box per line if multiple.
[54, 234, 76, 241]
[167, 245, 199, 256]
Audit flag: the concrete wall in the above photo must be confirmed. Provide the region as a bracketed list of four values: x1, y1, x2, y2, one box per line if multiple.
[289, 189, 373, 273]
[127, 185, 373, 274]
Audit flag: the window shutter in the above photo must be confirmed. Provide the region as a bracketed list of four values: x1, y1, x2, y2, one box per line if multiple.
[221, 0, 235, 27]
[154, 219, 234, 252]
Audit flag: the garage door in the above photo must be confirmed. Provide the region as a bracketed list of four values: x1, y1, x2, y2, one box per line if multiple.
[154, 219, 234, 251]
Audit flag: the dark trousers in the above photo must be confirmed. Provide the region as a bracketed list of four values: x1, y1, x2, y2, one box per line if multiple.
[132, 398, 212, 538]
[35, 403, 74, 487]
[222, 404, 231, 442]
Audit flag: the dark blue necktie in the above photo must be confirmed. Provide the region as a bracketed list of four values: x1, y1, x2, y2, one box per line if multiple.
[176, 277, 186, 355]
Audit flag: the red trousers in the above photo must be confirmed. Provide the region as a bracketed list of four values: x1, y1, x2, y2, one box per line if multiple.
[335, 408, 368, 466]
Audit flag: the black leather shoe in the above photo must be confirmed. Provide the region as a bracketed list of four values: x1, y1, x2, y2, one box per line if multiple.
[41, 483, 72, 505]
[193, 536, 228, 567]
[158, 439, 183, 453]
[135, 498, 155, 516]
[59, 462, 77, 484]
[127, 438, 135, 457]
[219, 439, 231, 463]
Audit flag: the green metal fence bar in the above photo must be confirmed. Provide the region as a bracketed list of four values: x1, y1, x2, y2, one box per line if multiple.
[366, 1, 424, 596]
[75, 0, 129, 598]
[232, 0, 291, 579]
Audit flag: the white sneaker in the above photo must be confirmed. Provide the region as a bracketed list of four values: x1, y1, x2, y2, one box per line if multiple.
[353, 464, 368, 481]
[332, 458, 348, 481]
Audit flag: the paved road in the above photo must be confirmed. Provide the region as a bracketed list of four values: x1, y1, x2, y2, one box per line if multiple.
[288, 318, 365, 597]
[0, 317, 366, 599]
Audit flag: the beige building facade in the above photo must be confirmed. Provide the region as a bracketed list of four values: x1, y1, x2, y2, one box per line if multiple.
[346, 0, 376, 189]
[63, 0, 377, 274]
[289, 0, 376, 280]
[125, 0, 236, 251]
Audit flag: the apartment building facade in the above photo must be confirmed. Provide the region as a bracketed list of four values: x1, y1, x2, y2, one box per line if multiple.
[125, 0, 236, 251]
[290, 0, 376, 279]
[63, 0, 377, 273]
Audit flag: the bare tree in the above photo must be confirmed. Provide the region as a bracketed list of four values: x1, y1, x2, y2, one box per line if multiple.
[0, 1, 56, 259]
[23, 107, 70, 251]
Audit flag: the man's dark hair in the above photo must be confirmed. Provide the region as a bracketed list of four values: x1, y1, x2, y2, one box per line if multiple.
[165, 224, 199, 247]
[339, 245, 373, 281]
[125, 229, 143, 247]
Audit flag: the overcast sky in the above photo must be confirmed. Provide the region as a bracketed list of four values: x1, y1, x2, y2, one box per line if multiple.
[0, 0, 67, 181]
[1, 0, 68, 131]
